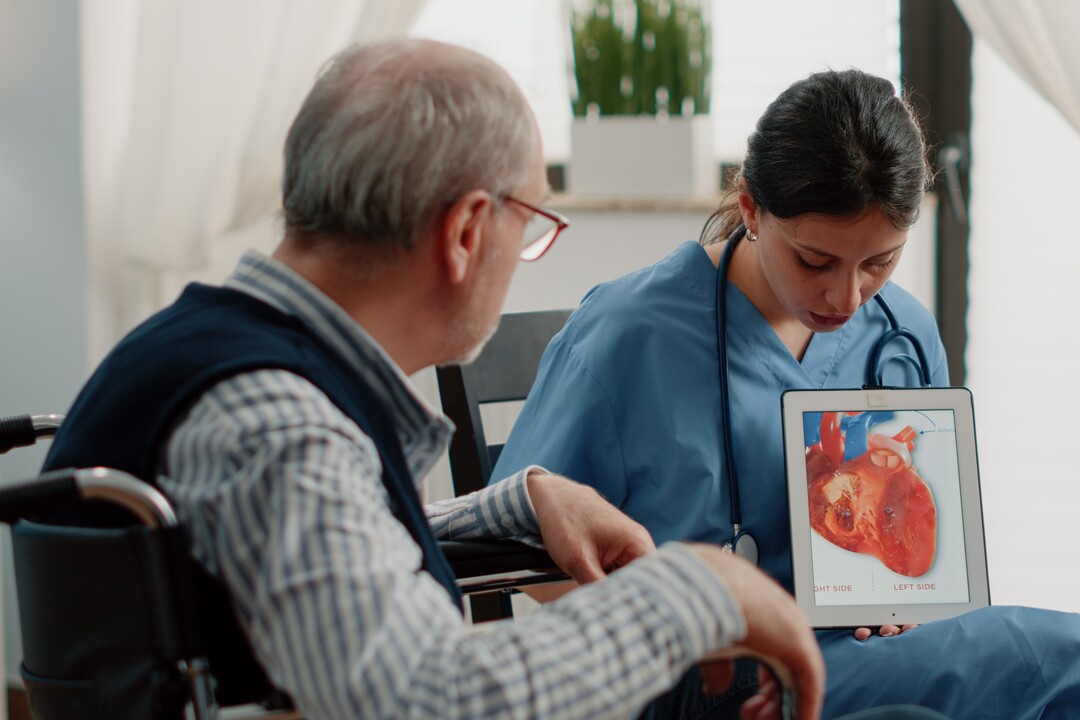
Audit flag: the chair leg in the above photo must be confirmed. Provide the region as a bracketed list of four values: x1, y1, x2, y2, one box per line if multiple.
[180, 658, 218, 720]
[469, 591, 514, 622]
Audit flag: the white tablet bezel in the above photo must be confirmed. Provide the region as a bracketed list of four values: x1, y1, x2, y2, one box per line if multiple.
[781, 387, 990, 629]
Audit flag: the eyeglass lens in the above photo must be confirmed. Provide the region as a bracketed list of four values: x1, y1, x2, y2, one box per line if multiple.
[520, 214, 559, 261]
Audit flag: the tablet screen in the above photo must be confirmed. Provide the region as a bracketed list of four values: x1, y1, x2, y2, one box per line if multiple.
[782, 388, 989, 628]
[801, 408, 968, 606]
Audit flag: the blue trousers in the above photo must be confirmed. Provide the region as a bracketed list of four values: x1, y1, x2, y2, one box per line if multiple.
[643, 606, 1080, 719]
[818, 606, 1080, 720]
[640, 660, 949, 719]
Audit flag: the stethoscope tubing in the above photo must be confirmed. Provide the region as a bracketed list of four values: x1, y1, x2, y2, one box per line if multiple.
[715, 229, 744, 530]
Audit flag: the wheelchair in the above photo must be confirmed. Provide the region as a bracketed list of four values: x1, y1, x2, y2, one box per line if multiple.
[0, 413, 566, 719]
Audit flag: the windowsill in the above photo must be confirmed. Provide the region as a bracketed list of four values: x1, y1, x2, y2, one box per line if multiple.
[547, 193, 723, 213]
[544, 162, 733, 213]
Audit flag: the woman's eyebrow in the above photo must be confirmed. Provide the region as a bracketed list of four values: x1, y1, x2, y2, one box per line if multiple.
[791, 240, 907, 259]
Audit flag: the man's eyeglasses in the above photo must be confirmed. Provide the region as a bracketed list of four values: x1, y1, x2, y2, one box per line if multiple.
[503, 195, 569, 262]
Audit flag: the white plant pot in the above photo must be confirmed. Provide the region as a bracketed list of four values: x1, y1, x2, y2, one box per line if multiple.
[569, 115, 715, 198]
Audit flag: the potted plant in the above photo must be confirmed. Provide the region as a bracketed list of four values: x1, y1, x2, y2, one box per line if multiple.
[568, 0, 715, 197]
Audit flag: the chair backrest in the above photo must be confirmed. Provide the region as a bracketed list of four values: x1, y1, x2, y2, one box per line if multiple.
[436, 309, 572, 495]
[436, 310, 572, 622]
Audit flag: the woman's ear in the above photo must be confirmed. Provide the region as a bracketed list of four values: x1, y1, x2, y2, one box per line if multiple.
[439, 189, 494, 285]
[737, 177, 759, 234]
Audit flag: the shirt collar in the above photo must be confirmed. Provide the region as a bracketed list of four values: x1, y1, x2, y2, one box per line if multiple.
[223, 249, 454, 447]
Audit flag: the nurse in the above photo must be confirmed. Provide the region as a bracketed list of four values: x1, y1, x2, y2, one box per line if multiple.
[493, 68, 1080, 718]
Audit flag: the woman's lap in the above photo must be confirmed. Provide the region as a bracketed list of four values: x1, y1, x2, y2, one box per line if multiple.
[818, 606, 1080, 720]
[641, 606, 1080, 719]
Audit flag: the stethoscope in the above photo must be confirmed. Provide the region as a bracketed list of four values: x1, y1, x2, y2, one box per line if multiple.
[714, 225, 933, 564]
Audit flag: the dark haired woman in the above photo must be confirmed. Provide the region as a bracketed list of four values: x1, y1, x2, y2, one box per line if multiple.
[493, 68, 1080, 718]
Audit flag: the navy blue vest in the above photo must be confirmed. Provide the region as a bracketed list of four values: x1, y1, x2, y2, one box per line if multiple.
[43, 284, 463, 699]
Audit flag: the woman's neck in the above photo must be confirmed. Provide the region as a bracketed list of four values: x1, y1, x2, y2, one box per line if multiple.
[706, 239, 814, 361]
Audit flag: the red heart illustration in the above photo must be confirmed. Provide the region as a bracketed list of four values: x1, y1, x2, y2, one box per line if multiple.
[805, 413, 937, 577]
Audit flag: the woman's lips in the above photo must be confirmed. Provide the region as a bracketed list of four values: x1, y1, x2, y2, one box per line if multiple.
[810, 311, 852, 327]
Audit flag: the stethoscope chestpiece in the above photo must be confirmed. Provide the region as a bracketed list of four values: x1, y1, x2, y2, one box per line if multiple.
[723, 528, 759, 566]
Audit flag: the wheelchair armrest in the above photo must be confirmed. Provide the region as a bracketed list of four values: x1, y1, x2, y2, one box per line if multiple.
[440, 538, 569, 593]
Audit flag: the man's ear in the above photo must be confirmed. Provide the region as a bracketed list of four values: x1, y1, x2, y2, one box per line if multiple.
[737, 177, 759, 233]
[439, 189, 495, 285]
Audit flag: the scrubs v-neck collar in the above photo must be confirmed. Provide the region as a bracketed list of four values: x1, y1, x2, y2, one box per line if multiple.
[692, 241, 848, 389]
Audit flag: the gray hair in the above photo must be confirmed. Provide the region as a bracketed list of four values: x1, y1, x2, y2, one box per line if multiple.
[282, 39, 538, 253]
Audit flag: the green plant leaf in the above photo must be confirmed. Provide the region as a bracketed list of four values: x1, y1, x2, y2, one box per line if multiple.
[570, 0, 710, 117]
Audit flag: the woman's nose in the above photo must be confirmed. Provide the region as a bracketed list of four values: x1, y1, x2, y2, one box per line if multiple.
[826, 275, 861, 314]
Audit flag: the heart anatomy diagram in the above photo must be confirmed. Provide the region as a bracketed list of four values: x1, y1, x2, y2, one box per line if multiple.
[805, 412, 937, 577]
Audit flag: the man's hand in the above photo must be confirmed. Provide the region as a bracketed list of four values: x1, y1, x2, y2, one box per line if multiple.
[688, 544, 825, 720]
[526, 471, 655, 584]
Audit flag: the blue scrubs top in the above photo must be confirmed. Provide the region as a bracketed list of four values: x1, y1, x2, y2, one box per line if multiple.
[493, 241, 1080, 719]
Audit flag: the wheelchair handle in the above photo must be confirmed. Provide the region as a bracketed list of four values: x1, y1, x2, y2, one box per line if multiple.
[702, 646, 796, 720]
[0, 467, 178, 528]
[0, 414, 63, 454]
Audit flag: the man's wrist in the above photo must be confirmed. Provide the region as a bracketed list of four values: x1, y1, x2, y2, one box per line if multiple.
[593, 543, 748, 663]
[662, 543, 749, 648]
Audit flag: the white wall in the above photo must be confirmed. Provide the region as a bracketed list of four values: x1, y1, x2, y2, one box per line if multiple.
[0, 0, 86, 697]
[966, 41, 1080, 612]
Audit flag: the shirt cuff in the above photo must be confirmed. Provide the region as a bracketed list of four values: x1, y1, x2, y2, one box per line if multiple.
[610, 542, 748, 661]
[426, 465, 544, 540]
[478, 465, 543, 538]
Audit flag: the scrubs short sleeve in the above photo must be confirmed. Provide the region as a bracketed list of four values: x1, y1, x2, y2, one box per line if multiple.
[492, 333, 629, 509]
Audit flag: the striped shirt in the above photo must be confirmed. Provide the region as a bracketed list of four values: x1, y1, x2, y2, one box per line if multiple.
[159, 250, 746, 719]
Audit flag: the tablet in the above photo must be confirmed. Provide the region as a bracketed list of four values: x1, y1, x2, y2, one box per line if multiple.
[781, 387, 989, 629]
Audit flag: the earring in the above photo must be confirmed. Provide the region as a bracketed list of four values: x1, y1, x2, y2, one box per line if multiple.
[745, 228, 758, 242]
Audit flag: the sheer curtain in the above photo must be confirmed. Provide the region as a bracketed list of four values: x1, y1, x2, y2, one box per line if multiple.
[953, 0, 1080, 133]
[82, 0, 429, 363]
[952, 1, 1080, 610]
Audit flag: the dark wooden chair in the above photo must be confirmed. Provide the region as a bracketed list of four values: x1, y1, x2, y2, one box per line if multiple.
[436, 311, 799, 715]
[436, 309, 574, 621]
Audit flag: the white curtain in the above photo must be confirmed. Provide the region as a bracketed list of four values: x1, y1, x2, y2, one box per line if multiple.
[952, 0, 1080, 133]
[82, 0, 428, 363]
[953, 1, 1080, 610]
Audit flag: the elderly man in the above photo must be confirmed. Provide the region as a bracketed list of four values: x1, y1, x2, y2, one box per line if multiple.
[43, 39, 948, 720]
